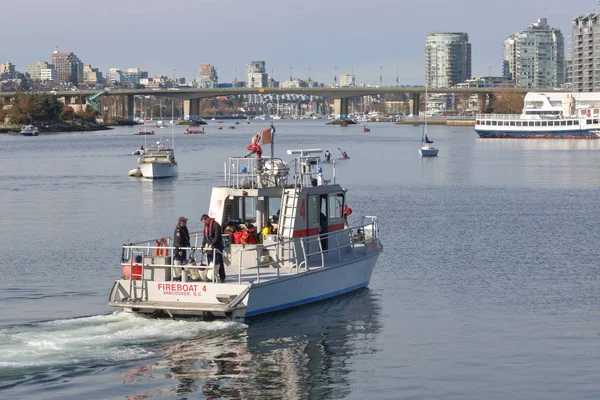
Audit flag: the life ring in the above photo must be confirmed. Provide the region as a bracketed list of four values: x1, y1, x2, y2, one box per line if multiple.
[155, 238, 169, 256]
[587, 109, 591, 118]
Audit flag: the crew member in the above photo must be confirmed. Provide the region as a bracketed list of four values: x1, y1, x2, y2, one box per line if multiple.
[342, 151, 349, 159]
[324, 150, 331, 162]
[173, 216, 190, 262]
[201, 214, 225, 283]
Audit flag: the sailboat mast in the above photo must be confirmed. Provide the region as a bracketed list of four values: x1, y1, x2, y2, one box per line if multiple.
[421, 81, 428, 144]
[171, 100, 175, 150]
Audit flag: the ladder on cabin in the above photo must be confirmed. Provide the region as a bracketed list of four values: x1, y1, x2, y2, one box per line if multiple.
[278, 188, 300, 265]
[279, 188, 299, 239]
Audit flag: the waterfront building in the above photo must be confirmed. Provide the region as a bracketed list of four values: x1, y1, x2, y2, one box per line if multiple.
[40, 68, 57, 82]
[51, 51, 83, 85]
[340, 74, 356, 87]
[246, 61, 267, 88]
[425, 32, 471, 88]
[572, 11, 600, 91]
[26, 61, 52, 80]
[503, 18, 565, 89]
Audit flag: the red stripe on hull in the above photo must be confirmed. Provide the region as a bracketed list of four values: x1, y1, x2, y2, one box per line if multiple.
[292, 223, 346, 238]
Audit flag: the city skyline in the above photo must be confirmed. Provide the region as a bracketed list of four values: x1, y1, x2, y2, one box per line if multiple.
[0, 0, 598, 85]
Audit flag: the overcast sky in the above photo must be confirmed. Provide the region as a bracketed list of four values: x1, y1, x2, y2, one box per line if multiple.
[0, 0, 597, 85]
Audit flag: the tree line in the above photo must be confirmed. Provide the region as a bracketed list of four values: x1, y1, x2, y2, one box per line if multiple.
[0, 91, 96, 125]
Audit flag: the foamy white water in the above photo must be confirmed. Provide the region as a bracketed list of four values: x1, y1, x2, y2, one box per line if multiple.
[0, 312, 245, 369]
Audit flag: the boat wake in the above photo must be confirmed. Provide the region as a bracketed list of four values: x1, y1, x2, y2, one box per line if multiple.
[0, 312, 244, 381]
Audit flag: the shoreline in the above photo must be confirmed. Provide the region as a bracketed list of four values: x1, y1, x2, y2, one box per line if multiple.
[0, 121, 113, 134]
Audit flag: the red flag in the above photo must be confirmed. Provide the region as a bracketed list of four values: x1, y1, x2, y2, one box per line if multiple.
[261, 128, 271, 145]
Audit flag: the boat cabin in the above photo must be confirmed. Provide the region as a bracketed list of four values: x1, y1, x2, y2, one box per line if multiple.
[207, 150, 350, 268]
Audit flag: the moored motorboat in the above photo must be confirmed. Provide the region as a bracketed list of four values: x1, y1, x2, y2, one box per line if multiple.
[109, 126, 383, 319]
[20, 125, 39, 136]
[131, 138, 178, 179]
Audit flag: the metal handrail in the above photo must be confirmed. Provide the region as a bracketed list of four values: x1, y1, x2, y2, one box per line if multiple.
[119, 216, 379, 285]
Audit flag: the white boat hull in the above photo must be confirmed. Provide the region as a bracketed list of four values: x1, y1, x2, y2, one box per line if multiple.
[419, 146, 439, 157]
[139, 162, 178, 179]
[245, 251, 380, 317]
[109, 246, 381, 319]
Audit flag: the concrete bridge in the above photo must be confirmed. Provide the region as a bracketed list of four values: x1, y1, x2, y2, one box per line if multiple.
[0, 87, 566, 120]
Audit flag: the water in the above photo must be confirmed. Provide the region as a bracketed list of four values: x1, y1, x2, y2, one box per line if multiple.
[1, 121, 599, 399]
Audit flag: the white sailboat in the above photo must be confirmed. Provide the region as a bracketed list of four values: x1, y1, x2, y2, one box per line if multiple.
[419, 81, 439, 157]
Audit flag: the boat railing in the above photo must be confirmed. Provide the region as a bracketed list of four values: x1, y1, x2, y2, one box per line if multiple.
[286, 155, 333, 188]
[225, 157, 289, 189]
[476, 113, 582, 121]
[119, 216, 379, 287]
[240, 215, 379, 283]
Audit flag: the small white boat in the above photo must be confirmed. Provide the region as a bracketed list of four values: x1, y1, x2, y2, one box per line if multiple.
[20, 125, 39, 136]
[109, 126, 383, 319]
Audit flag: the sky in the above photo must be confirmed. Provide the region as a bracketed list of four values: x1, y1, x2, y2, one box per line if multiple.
[0, 0, 598, 86]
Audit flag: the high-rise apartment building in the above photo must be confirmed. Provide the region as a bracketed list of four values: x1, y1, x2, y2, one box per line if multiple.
[245, 61, 267, 88]
[51, 51, 83, 85]
[198, 64, 218, 88]
[572, 12, 600, 92]
[503, 18, 564, 89]
[425, 32, 471, 88]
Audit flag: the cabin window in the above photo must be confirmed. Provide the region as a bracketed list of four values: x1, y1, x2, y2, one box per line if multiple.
[491, 121, 497, 126]
[328, 194, 345, 220]
[541, 121, 547, 127]
[476, 120, 480, 125]
[268, 197, 280, 220]
[561, 121, 566, 126]
[308, 195, 320, 225]
[587, 119, 593, 125]
[567, 120, 573, 126]
[486, 121, 491, 126]
[242, 197, 257, 222]
[594, 119, 599, 124]
[517, 121, 522, 126]
[574, 120, 579, 125]
[510, 121, 516, 126]
[535, 121, 541, 127]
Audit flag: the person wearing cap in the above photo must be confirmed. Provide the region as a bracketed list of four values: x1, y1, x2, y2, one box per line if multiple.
[200, 214, 225, 283]
[173, 217, 190, 262]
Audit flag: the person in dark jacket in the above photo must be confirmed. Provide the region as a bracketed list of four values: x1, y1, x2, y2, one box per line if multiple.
[173, 216, 190, 262]
[200, 214, 225, 282]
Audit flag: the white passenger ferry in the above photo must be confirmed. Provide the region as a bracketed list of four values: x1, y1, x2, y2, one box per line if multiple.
[475, 92, 600, 138]
[109, 127, 382, 320]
